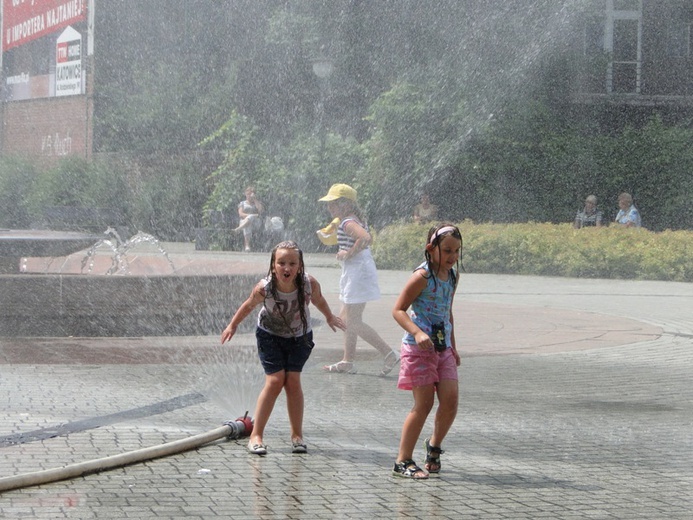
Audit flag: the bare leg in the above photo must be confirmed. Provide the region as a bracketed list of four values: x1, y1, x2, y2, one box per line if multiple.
[344, 302, 392, 357]
[396, 385, 435, 462]
[428, 379, 459, 448]
[235, 214, 258, 231]
[340, 303, 361, 362]
[234, 217, 251, 231]
[323, 303, 393, 372]
[322, 305, 357, 372]
[284, 371, 305, 442]
[249, 371, 286, 446]
[236, 215, 258, 250]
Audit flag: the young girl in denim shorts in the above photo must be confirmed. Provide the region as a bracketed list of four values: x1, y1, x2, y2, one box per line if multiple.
[391, 223, 462, 478]
[221, 241, 345, 455]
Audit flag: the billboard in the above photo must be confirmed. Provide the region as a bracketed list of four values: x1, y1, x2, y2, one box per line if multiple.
[1, 1, 92, 159]
[2, 1, 88, 101]
[3, 0, 87, 51]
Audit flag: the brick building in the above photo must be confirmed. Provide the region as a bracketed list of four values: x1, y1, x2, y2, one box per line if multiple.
[1, 0, 93, 163]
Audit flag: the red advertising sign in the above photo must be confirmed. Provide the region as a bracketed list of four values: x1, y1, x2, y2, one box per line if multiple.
[3, 0, 87, 51]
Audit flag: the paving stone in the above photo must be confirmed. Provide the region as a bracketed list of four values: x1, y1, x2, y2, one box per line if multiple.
[0, 247, 691, 519]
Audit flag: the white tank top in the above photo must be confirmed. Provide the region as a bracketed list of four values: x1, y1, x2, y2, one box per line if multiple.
[257, 275, 312, 338]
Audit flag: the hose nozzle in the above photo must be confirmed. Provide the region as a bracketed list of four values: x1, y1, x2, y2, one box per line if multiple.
[223, 411, 253, 440]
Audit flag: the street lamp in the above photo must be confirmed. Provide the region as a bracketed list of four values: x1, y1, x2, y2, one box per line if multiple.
[311, 55, 333, 172]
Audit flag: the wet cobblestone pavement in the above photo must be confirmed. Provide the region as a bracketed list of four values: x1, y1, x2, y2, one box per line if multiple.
[1, 245, 691, 519]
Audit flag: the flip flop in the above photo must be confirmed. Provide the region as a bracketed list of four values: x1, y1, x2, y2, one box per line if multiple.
[323, 361, 357, 374]
[380, 350, 400, 377]
[247, 442, 268, 455]
[291, 441, 307, 454]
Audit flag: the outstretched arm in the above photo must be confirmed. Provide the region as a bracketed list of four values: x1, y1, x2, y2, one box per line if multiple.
[221, 281, 265, 344]
[308, 275, 345, 331]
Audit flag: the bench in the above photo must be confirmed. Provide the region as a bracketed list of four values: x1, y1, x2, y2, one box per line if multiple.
[194, 210, 285, 251]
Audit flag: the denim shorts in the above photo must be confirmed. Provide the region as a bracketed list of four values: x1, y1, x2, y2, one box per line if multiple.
[256, 328, 314, 375]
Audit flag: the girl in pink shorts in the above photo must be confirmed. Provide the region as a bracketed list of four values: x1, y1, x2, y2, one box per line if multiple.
[391, 223, 462, 479]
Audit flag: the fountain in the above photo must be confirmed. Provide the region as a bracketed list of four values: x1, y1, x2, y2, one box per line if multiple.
[0, 226, 267, 491]
[0, 229, 102, 274]
[80, 229, 175, 275]
[0, 1, 638, 501]
[0, 229, 261, 337]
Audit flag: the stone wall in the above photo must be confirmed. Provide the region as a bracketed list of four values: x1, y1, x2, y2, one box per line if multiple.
[0, 273, 256, 337]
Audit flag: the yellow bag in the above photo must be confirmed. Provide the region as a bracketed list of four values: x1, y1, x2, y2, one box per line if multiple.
[316, 218, 340, 246]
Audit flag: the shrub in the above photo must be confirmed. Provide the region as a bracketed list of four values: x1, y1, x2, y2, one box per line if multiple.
[0, 157, 38, 228]
[22, 156, 130, 222]
[372, 221, 693, 282]
[125, 153, 213, 240]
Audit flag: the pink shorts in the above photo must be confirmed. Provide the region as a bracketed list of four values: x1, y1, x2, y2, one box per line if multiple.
[397, 343, 459, 390]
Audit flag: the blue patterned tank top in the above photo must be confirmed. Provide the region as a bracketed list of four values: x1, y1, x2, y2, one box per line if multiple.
[402, 262, 456, 349]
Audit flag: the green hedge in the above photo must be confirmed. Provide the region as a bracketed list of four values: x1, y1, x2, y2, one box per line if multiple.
[372, 222, 693, 282]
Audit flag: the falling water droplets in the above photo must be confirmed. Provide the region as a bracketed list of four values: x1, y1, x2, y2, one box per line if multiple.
[79, 230, 175, 275]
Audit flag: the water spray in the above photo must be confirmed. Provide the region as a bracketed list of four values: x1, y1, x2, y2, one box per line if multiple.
[0, 415, 254, 493]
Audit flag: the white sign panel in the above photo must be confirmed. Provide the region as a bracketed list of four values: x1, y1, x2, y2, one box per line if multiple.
[55, 26, 82, 96]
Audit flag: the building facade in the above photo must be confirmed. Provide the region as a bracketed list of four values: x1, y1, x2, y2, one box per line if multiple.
[575, 0, 693, 106]
[1, 0, 94, 162]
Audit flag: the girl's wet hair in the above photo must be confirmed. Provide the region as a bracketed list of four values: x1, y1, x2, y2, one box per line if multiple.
[267, 240, 309, 334]
[424, 222, 463, 288]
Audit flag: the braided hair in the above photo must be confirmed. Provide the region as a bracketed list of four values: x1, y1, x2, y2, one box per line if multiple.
[266, 240, 309, 335]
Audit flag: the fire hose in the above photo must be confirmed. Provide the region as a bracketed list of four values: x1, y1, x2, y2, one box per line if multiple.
[0, 414, 253, 493]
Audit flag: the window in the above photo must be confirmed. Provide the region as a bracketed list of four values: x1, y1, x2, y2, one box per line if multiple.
[604, 0, 641, 94]
[584, 18, 605, 56]
[610, 18, 639, 93]
[668, 22, 691, 58]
